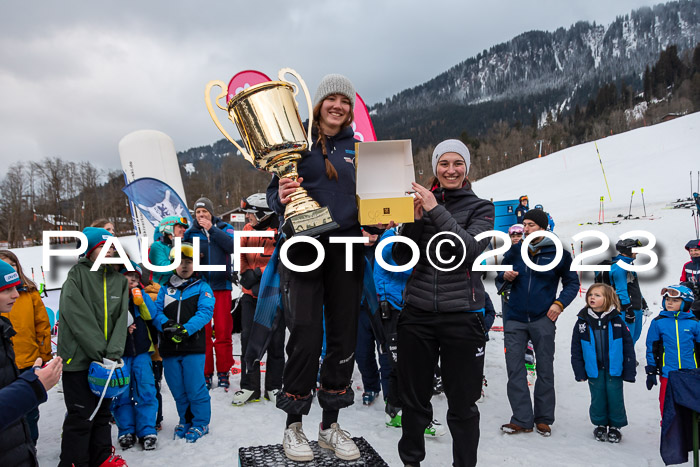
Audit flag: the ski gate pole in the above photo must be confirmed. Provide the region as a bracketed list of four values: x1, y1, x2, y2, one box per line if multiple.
[595, 142, 612, 202]
[641, 188, 647, 217]
[627, 190, 635, 218]
[40, 266, 48, 297]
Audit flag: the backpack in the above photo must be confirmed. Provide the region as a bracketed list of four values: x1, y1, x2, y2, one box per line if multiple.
[593, 259, 615, 286]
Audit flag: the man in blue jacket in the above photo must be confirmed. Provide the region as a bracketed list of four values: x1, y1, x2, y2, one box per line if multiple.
[184, 197, 235, 390]
[497, 209, 579, 437]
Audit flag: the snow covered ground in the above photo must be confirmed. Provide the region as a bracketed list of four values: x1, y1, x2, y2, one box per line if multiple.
[22, 113, 700, 465]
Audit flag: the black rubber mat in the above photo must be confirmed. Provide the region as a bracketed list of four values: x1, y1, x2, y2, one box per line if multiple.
[238, 437, 388, 466]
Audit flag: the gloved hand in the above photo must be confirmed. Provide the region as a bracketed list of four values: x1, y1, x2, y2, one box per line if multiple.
[162, 319, 177, 332]
[163, 321, 187, 343]
[622, 303, 635, 323]
[240, 267, 263, 289]
[641, 298, 651, 317]
[230, 271, 240, 287]
[645, 365, 658, 391]
[165, 324, 188, 344]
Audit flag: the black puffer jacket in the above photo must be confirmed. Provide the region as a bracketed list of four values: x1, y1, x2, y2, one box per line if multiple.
[0, 316, 44, 466]
[394, 186, 494, 312]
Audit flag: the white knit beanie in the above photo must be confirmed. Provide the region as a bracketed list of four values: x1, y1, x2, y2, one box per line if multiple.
[431, 139, 471, 176]
[313, 74, 356, 109]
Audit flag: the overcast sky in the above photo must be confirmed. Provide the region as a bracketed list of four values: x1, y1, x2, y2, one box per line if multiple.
[0, 0, 663, 172]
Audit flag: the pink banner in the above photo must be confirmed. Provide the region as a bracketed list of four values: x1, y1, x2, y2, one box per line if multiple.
[227, 70, 272, 102]
[352, 93, 377, 142]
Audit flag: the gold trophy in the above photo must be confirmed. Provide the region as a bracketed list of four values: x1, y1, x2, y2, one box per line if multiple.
[205, 68, 338, 237]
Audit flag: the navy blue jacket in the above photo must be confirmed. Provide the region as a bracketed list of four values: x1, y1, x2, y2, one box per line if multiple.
[183, 216, 235, 291]
[0, 316, 45, 466]
[515, 204, 528, 224]
[496, 237, 579, 323]
[571, 307, 636, 381]
[123, 292, 156, 358]
[266, 124, 361, 237]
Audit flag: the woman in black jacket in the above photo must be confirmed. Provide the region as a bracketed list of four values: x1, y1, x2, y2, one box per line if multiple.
[393, 139, 494, 467]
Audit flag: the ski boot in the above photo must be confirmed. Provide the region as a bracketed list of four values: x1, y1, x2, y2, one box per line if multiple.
[607, 427, 622, 443]
[204, 374, 213, 390]
[217, 372, 230, 391]
[424, 420, 447, 437]
[362, 390, 379, 406]
[185, 425, 209, 443]
[593, 426, 607, 442]
[265, 388, 281, 404]
[99, 447, 128, 466]
[173, 423, 191, 440]
[118, 433, 136, 450]
[385, 403, 402, 428]
[232, 388, 261, 406]
[141, 434, 158, 451]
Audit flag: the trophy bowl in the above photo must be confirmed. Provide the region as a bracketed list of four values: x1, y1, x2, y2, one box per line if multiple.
[205, 68, 339, 237]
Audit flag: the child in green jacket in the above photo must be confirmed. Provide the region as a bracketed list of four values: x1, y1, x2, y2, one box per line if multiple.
[58, 227, 129, 467]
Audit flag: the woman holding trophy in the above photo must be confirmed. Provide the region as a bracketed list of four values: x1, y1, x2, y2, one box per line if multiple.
[392, 139, 495, 467]
[266, 74, 364, 462]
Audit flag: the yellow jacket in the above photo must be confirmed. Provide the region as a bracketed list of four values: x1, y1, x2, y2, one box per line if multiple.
[0, 288, 52, 369]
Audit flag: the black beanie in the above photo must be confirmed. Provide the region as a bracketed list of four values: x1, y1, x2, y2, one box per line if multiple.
[523, 209, 549, 230]
[194, 197, 215, 216]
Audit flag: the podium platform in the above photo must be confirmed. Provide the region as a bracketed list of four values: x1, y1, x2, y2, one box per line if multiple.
[238, 437, 388, 466]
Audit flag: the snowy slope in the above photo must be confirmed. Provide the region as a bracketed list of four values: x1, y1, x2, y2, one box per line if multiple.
[28, 113, 700, 466]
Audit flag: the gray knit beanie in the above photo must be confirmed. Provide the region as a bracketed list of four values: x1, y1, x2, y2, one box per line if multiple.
[194, 197, 215, 216]
[313, 74, 356, 109]
[431, 139, 471, 176]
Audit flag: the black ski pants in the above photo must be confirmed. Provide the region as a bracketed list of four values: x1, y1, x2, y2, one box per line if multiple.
[277, 240, 364, 415]
[59, 370, 113, 467]
[240, 293, 285, 392]
[397, 306, 485, 467]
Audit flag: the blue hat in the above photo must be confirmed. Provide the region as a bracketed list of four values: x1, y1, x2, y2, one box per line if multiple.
[81, 227, 113, 258]
[120, 261, 142, 279]
[0, 259, 21, 292]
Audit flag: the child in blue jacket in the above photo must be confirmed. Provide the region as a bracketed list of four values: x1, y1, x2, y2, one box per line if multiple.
[645, 284, 700, 420]
[571, 283, 635, 443]
[112, 261, 159, 451]
[152, 243, 214, 443]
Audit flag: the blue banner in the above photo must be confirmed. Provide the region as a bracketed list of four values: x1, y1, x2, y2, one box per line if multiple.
[122, 177, 192, 229]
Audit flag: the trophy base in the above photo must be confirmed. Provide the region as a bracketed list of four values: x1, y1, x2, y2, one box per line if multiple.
[281, 206, 339, 238]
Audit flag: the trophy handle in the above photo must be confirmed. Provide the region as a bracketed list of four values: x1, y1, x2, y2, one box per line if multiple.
[278, 68, 313, 149]
[204, 80, 254, 164]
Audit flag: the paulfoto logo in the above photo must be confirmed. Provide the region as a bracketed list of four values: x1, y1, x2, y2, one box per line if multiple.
[40, 229, 658, 274]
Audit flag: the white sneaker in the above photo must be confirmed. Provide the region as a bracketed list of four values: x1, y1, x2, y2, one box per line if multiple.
[318, 422, 360, 461]
[283, 422, 313, 462]
[265, 389, 280, 405]
[232, 389, 260, 406]
[424, 419, 447, 437]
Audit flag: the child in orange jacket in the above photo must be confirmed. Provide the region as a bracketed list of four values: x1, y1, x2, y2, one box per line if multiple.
[0, 250, 52, 444]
